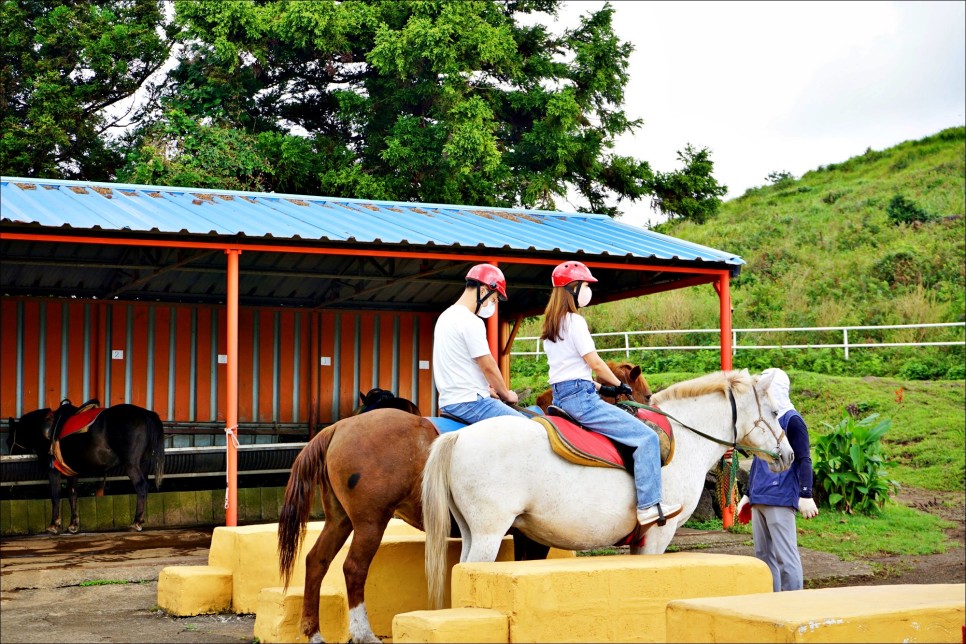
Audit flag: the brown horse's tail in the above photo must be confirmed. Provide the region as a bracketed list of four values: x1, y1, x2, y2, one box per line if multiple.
[278, 425, 335, 589]
[149, 411, 165, 488]
[422, 431, 460, 610]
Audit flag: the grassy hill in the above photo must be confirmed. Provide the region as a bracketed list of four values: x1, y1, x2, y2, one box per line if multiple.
[514, 126, 965, 379]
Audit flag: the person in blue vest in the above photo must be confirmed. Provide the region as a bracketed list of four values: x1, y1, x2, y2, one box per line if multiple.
[736, 367, 819, 591]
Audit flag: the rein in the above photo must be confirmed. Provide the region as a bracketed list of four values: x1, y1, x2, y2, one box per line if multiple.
[617, 388, 783, 460]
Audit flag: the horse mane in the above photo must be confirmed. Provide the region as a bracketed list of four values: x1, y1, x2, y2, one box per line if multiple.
[650, 369, 752, 405]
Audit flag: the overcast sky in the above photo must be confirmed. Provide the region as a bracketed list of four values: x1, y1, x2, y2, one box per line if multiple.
[550, 1, 966, 227]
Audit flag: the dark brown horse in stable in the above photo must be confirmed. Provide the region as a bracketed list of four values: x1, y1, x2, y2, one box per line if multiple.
[6, 399, 165, 534]
[276, 363, 652, 643]
[353, 387, 421, 416]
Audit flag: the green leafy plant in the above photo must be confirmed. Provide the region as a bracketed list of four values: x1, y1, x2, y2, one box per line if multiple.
[813, 411, 899, 514]
[886, 194, 932, 225]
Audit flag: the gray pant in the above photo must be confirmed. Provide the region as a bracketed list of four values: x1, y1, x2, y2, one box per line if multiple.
[751, 504, 803, 591]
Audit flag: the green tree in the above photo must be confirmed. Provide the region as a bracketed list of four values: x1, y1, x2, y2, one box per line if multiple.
[120, 0, 713, 216]
[0, 0, 173, 178]
[650, 144, 727, 224]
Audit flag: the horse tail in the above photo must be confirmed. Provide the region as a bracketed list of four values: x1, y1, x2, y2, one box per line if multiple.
[278, 425, 335, 589]
[422, 431, 460, 610]
[149, 411, 165, 488]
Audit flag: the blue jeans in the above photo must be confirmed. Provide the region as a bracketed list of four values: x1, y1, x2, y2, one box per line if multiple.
[440, 394, 526, 424]
[552, 379, 662, 510]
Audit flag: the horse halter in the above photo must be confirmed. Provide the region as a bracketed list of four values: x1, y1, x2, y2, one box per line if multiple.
[729, 386, 786, 459]
[8, 423, 29, 453]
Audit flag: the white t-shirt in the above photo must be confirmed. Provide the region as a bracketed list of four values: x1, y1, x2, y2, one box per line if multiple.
[433, 304, 492, 407]
[544, 313, 596, 384]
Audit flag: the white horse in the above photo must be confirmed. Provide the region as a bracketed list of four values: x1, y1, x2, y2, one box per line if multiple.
[422, 369, 794, 609]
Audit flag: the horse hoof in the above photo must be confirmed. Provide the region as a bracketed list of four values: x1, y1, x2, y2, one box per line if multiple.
[67, 525, 79, 534]
[46, 526, 60, 535]
[308, 633, 324, 643]
[130, 524, 143, 532]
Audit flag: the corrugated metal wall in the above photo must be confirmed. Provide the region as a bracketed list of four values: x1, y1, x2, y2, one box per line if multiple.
[0, 297, 437, 426]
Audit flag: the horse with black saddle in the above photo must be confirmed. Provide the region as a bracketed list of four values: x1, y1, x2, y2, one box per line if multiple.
[7, 399, 165, 534]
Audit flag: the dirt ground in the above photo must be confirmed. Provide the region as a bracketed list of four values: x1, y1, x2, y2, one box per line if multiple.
[1, 487, 963, 644]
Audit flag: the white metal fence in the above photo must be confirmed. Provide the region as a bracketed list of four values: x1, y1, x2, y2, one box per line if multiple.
[511, 322, 966, 360]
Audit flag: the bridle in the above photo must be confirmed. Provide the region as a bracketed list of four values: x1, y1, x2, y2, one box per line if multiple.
[8, 423, 30, 453]
[618, 385, 786, 460]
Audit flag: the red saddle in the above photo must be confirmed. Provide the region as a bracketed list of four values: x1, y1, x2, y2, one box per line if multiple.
[59, 407, 104, 440]
[534, 415, 628, 469]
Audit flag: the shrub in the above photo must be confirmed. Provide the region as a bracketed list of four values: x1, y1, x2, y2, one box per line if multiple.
[886, 194, 931, 225]
[813, 412, 899, 515]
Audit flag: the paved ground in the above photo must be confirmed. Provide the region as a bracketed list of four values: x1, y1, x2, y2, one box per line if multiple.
[1, 487, 962, 643]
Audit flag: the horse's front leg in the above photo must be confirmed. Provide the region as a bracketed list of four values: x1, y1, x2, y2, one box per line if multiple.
[301, 515, 352, 643]
[343, 522, 391, 643]
[65, 475, 80, 534]
[46, 469, 63, 534]
[126, 464, 149, 531]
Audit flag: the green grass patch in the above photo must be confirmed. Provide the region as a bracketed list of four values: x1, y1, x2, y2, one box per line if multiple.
[79, 579, 132, 587]
[576, 547, 621, 557]
[682, 517, 724, 531]
[795, 501, 953, 560]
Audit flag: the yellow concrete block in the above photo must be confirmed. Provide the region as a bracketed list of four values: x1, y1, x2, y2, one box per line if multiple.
[157, 565, 233, 616]
[393, 608, 509, 643]
[209, 518, 416, 613]
[253, 586, 349, 644]
[362, 535, 514, 640]
[453, 552, 773, 643]
[547, 548, 576, 559]
[666, 583, 966, 643]
[210, 522, 332, 613]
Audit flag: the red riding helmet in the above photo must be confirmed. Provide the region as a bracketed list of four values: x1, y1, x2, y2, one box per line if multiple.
[551, 261, 598, 287]
[466, 264, 508, 301]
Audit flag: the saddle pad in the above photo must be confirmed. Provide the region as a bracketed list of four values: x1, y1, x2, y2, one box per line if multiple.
[533, 415, 626, 469]
[60, 407, 104, 440]
[636, 407, 676, 466]
[425, 417, 467, 435]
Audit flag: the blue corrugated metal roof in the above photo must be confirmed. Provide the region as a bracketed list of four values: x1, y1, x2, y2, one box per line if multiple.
[0, 177, 743, 265]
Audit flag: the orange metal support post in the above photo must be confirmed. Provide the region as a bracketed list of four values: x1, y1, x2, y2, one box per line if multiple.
[717, 271, 733, 371]
[715, 271, 736, 529]
[225, 249, 241, 526]
[486, 260, 500, 366]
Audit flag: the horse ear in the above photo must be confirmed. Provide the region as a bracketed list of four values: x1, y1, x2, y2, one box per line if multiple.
[629, 365, 642, 381]
[359, 391, 367, 404]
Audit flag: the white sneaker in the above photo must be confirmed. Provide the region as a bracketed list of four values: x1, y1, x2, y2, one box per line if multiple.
[637, 503, 683, 529]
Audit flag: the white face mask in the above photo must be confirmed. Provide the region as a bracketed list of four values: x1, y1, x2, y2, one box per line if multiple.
[577, 285, 592, 308]
[478, 300, 496, 318]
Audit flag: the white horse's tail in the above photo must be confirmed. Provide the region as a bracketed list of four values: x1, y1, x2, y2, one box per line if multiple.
[422, 431, 459, 610]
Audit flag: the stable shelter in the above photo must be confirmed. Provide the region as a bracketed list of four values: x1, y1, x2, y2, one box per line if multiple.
[0, 176, 744, 524]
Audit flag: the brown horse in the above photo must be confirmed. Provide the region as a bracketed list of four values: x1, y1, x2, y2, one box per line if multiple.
[534, 361, 652, 412]
[277, 364, 651, 643]
[353, 387, 421, 416]
[277, 408, 437, 643]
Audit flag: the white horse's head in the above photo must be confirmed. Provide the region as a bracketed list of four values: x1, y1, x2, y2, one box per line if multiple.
[742, 369, 795, 472]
